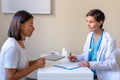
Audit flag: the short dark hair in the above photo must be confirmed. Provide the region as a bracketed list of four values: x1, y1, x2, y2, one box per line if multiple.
[86, 9, 105, 28]
[8, 10, 34, 40]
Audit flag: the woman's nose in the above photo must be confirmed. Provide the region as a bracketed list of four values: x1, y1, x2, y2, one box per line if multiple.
[33, 26, 35, 30]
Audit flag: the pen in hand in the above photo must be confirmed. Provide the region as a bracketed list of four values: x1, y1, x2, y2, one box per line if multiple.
[68, 52, 71, 59]
[68, 52, 77, 62]
[69, 52, 72, 56]
[68, 52, 73, 60]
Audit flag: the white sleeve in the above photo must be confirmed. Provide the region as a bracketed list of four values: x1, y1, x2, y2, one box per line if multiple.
[4, 47, 20, 68]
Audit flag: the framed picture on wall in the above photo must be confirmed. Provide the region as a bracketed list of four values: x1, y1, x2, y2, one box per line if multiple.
[2, 0, 51, 14]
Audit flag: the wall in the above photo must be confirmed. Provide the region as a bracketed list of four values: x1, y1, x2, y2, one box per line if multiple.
[0, 0, 120, 79]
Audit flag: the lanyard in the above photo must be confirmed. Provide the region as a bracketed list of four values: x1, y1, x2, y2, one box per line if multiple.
[89, 30, 103, 61]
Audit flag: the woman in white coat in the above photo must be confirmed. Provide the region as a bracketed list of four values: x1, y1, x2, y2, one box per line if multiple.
[68, 9, 119, 80]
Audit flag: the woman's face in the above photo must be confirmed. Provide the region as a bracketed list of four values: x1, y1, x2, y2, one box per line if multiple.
[20, 18, 35, 39]
[86, 16, 102, 32]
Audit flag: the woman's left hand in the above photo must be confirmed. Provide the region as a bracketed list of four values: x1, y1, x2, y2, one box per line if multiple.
[78, 60, 90, 67]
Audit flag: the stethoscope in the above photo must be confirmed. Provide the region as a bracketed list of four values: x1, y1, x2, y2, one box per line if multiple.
[89, 30, 103, 61]
[89, 30, 103, 52]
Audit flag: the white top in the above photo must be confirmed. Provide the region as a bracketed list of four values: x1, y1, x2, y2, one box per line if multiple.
[0, 38, 28, 80]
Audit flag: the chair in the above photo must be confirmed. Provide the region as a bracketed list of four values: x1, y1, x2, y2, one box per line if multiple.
[114, 48, 120, 80]
[114, 48, 120, 68]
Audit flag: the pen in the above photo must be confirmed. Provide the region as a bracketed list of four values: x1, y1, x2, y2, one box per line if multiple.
[69, 52, 72, 56]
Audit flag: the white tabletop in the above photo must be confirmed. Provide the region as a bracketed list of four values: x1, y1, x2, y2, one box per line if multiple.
[37, 57, 93, 80]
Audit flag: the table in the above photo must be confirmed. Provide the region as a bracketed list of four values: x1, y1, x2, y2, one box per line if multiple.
[37, 57, 93, 80]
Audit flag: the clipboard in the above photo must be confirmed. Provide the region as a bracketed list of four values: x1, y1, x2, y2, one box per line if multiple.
[53, 62, 80, 70]
[44, 55, 65, 61]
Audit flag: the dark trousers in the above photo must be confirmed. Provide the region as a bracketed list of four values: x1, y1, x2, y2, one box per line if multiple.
[94, 75, 98, 80]
[26, 78, 37, 80]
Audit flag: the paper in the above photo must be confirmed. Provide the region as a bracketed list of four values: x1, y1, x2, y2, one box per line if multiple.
[53, 62, 80, 70]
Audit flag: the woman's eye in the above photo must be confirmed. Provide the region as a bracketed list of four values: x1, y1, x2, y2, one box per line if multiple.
[30, 24, 33, 27]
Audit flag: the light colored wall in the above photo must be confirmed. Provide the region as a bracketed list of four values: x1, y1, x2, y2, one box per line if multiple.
[0, 0, 120, 78]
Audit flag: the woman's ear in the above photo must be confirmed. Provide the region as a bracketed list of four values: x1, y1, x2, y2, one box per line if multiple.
[100, 21, 103, 25]
[20, 23, 24, 30]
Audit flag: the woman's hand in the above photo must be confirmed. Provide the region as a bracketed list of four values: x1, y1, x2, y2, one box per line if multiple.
[78, 60, 90, 67]
[35, 57, 46, 68]
[68, 56, 77, 62]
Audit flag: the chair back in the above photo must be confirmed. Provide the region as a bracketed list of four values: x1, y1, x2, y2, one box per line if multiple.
[114, 48, 120, 68]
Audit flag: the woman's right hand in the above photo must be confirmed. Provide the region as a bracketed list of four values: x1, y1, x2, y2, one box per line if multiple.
[68, 56, 77, 62]
[35, 57, 46, 68]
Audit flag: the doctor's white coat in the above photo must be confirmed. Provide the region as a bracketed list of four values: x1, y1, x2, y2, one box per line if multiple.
[77, 30, 120, 80]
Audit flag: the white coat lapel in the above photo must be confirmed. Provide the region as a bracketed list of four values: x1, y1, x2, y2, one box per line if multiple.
[97, 31, 107, 60]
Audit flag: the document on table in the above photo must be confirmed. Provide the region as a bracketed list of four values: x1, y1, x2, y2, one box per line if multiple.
[53, 62, 80, 70]
[44, 55, 65, 61]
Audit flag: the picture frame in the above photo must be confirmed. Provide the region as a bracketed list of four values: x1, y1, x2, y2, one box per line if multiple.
[2, 0, 51, 14]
